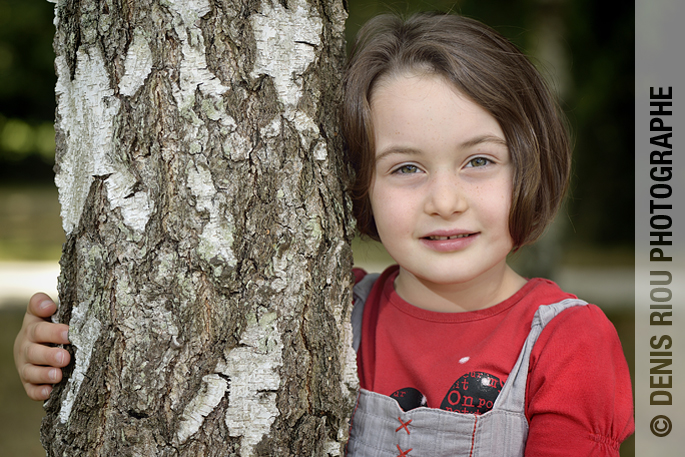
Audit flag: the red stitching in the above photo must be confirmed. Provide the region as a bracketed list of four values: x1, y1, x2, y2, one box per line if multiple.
[395, 417, 412, 435]
[396, 444, 413, 457]
[468, 416, 478, 457]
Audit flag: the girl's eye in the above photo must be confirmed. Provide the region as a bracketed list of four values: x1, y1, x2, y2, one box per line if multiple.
[393, 164, 421, 174]
[466, 157, 490, 168]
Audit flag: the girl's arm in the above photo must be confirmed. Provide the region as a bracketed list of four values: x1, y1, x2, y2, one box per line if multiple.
[524, 304, 634, 456]
[13, 293, 71, 401]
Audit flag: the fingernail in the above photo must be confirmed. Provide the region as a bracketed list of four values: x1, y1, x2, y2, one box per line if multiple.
[56, 351, 64, 365]
[39, 300, 53, 310]
[61, 330, 69, 343]
[49, 368, 58, 382]
[43, 386, 52, 398]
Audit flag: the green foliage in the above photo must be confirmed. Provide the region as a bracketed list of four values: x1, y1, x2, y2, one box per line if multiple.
[0, 115, 55, 160]
[0, 0, 56, 171]
[0, 0, 55, 120]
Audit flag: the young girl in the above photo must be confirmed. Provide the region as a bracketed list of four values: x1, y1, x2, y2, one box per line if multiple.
[15, 12, 633, 456]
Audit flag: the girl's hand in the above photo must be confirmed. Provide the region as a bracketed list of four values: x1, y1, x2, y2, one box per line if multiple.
[13, 293, 71, 401]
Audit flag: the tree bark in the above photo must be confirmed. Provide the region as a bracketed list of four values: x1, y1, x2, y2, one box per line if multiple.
[42, 0, 356, 455]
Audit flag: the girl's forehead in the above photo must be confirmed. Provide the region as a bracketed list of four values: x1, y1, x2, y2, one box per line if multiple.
[371, 68, 457, 101]
[369, 72, 507, 160]
[371, 72, 497, 122]
[370, 70, 488, 122]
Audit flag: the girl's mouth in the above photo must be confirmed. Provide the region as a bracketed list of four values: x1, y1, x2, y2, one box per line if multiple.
[420, 232, 479, 252]
[424, 234, 473, 241]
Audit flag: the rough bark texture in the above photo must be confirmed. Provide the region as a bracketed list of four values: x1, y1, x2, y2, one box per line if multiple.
[42, 0, 356, 455]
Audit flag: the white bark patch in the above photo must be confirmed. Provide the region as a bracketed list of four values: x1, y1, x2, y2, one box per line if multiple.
[251, 4, 329, 162]
[54, 46, 154, 235]
[250, 0, 322, 111]
[222, 127, 252, 161]
[186, 158, 237, 268]
[329, 242, 359, 411]
[54, 48, 120, 235]
[289, 110, 319, 149]
[217, 112, 251, 161]
[163, 0, 228, 111]
[270, 254, 289, 293]
[259, 116, 282, 140]
[324, 440, 342, 456]
[119, 29, 153, 97]
[291, 110, 329, 163]
[104, 168, 154, 234]
[218, 312, 283, 456]
[313, 141, 328, 161]
[177, 374, 228, 444]
[198, 214, 237, 270]
[164, 0, 240, 175]
[58, 303, 102, 423]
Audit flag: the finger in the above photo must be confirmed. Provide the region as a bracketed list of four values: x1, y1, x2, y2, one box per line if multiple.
[27, 293, 57, 318]
[20, 364, 63, 387]
[24, 343, 70, 368]
[27, 320, 70, 345]
[24, 383, 54, 402]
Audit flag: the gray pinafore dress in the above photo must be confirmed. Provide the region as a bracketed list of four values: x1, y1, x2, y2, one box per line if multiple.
[347, 273, 587, 457]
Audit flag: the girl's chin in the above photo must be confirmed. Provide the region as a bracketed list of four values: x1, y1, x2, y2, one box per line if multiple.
[396, 259, 511, 288]
[397, 268, 480, 288]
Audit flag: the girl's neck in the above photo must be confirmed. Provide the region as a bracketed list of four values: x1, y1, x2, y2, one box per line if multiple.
[393, 263, 527, 313]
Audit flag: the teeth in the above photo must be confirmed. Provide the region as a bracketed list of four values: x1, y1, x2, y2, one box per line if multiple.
[427, 234, 470, 240]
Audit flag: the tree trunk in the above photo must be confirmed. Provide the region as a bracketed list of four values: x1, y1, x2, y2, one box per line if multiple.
[41, 0, 356, 455]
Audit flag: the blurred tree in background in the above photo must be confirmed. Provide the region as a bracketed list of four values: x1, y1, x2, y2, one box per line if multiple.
[0, 0, 633, 246]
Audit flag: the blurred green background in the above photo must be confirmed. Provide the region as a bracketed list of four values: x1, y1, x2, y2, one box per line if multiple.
[0, 0, 634, 455]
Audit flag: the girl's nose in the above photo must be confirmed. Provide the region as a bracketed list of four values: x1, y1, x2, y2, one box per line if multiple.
[424, 172, 467, 217]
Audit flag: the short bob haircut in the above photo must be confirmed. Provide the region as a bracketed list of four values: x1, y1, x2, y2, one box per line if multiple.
[341, 12, 571, 250]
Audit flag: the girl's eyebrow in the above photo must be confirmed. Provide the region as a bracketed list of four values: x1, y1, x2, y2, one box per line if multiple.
[375, 135, 507, 162]
[459, 134, 508, 149]
[375, 146, 421, 163]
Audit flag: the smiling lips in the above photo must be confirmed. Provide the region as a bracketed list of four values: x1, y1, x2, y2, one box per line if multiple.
[425, 233, 472, 240]
[420, 231, 479, 252]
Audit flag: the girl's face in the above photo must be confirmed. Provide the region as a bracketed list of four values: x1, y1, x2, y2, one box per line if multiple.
[369, 72, 521, 310]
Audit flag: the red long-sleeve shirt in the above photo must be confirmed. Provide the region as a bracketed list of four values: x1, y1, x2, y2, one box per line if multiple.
[355, 265, 634, 455]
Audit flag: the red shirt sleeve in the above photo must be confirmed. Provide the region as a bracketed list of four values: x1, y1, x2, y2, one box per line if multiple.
[353, 267, 367, 285]
[524, 305, 634, 456]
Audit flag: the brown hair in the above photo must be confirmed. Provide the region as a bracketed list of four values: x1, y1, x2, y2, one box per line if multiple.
[341, 12, 571, 249]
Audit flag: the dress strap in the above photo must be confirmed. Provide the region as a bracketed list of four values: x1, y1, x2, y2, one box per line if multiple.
[492, 298, 588, 413]
[352, 273, 380, 353]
